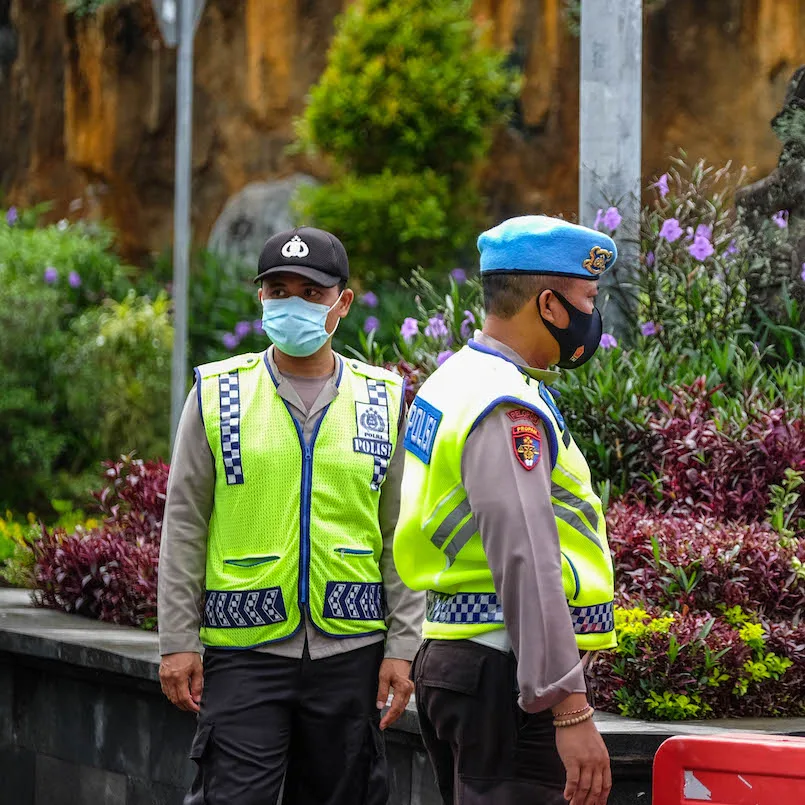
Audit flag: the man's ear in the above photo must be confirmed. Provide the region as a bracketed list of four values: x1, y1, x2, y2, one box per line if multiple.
[337, 288, 355, 317]
[537, 289, 557, 324]
[257, 287, 264, 304]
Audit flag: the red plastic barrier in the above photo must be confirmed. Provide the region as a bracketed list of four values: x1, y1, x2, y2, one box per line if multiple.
[653, 734, 805, 804]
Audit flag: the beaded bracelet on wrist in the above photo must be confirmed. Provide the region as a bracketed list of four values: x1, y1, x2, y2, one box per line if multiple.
[553, 707, 595, 728]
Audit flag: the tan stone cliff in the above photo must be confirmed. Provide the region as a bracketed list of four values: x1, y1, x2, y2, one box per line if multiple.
[1, 0, 803, 262]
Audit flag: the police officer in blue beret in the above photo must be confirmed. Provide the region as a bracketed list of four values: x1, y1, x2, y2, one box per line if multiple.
[395, 216, 618, 805]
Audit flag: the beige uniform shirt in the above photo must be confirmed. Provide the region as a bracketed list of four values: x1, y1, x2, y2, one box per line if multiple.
[157, 347, 424, 662]
[460, 332, 587, 713]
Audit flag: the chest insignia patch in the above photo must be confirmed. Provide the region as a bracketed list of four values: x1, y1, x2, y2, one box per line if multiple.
[512, 424, 541, 471]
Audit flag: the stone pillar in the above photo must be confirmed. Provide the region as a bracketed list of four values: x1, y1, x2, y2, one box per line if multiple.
[579, 0, 642, 336]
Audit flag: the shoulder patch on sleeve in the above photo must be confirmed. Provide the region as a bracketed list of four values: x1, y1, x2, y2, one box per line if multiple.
[404, 397, 443, 465]
[506, 407, 542, 427]
[512, 423, 541, 471]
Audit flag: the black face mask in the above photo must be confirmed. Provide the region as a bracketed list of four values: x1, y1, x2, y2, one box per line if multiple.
[538, 289, 602, 370]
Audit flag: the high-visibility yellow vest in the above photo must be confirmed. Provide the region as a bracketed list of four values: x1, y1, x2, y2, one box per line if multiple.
[394, 341, 616, 651]
[196, 351, 403, 649]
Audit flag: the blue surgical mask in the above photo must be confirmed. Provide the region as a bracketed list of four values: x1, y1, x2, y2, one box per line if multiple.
[261, 293, 343, 357]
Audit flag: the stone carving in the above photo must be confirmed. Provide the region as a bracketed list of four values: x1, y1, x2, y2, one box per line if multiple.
[207, 174, 319, 269]
[736, 67, 805, 306]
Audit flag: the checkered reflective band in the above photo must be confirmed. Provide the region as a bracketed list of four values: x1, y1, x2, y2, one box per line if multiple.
[569, 601, 614, 634]
[426, 591, 505, 625]
[203, 587, 287, 629]
[219, 371, 245, 485]
[366, 379, 389, 490]
[324, 581, 385, 621]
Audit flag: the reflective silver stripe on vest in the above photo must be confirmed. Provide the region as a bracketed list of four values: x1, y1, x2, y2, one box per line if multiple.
[552, 504, 603, 552]
[430, 497, 472, 549]
[443, 514, 478, 561]
[551, 484, 600, 533]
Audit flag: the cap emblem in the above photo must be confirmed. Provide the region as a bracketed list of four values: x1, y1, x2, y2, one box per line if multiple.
[582, 246, 612, 275]
[281, 235, 310, 259]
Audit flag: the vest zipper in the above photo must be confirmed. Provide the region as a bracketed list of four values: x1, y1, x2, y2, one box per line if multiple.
[296, 408, 331, 607]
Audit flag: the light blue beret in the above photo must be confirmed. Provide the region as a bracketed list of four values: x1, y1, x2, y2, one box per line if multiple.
[478, 215, 617, 279]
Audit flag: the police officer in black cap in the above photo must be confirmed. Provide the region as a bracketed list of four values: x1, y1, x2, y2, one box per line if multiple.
[158, 227, 424, 804]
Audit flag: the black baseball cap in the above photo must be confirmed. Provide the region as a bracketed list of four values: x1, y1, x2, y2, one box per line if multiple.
[254, 226, 349, 288]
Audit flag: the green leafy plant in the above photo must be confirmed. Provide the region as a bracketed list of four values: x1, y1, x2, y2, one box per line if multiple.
[60, 291, 173, 465]
[767, 468, 804, 545]
[294, 0, 518, 282]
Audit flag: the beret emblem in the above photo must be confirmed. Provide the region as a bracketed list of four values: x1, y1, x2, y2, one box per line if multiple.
[582, 246, 613, 275]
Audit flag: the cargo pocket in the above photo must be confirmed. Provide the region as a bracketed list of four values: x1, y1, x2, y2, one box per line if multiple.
[189, 720, 213, 764]
[185, 721, 214, 805]
[364, 719, 389, 805]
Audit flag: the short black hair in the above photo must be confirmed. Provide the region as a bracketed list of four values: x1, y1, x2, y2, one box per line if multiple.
[482, 274, 573, 319]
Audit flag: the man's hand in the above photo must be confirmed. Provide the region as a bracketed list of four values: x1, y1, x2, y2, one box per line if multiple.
[160, 652, 204, 713]
[376, 658, 414, 730]
[555, 718, 611, 805]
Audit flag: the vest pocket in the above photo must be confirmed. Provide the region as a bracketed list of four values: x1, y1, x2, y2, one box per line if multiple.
[333, 547, 375, 558]
[561, 552, 581, 601]
[223, 555, 280, 568]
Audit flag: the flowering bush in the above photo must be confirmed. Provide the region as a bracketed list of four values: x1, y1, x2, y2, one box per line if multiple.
[32, 455, 167, 628]
[590, 607, 805, 720]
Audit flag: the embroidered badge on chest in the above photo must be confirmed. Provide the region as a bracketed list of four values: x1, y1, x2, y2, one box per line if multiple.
[512, 424, 541, 471]
[354, 379, 393, 489]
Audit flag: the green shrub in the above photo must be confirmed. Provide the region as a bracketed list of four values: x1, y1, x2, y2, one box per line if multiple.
[295, 170, 478, 284]
[295, 0, 518, 282]
[60, 292, 173, 464]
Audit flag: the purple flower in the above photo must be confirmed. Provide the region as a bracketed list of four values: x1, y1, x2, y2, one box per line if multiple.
[253, 319, 263, 334]
[688, 235, 715, 261]
[801, 263, 805, 283]
[6, 206, 17, 226]
[659, 218, 683, 243]
[460, 310, 476, 340]
[437, 350, 454, 366]
[401, 317, 419, 343]
[364, 316, 380, 335]
[425, 315, 449, 341]
[726, 239, 739, 256]
[68, 270, 82, 288]
[602, 206, 622, 231]
[772, 210, 789, 229]
[599, 333, 618, 349]
[641, 321, 659, 337]
[645, 251, 655, 268]
[361, 291, 379, 308]
[594, 209, 604, 230]
[695, 224, 712, 240]
[234, 320, 252, 339]
[655, 174, 669, 199]
[450, 268, 467, 285]
[43, 267, 58, 284]
[222, 333, 239, 350]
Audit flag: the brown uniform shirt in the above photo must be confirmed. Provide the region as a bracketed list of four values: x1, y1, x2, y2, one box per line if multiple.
[157, 347, 424, 662]
[460, 332, 587, 712]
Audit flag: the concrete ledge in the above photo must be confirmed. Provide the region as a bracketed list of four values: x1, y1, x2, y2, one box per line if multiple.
[2, 588, 804, 804]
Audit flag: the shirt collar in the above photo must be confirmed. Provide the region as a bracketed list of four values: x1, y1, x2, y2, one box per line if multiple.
[265, 345, 342, 407]
[470, 331, 561, 383]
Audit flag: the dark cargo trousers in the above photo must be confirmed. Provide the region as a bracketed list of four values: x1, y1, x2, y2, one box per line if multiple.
[412, 639, 567, 805]
[184, 642, 388, 805]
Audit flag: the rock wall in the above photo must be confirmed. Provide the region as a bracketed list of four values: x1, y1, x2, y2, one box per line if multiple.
[1, 0, 803, 262]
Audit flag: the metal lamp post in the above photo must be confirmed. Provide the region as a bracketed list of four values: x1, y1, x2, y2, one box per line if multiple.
[151, 0, 206, 447]
[579, 0, 643, 336]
